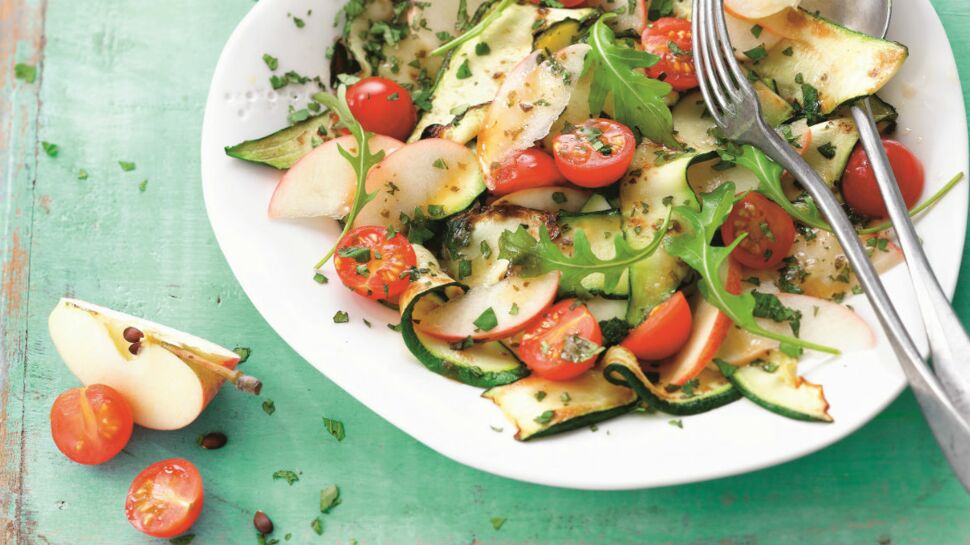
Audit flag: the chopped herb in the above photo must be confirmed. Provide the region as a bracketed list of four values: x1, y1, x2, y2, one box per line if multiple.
[648, 0, 674, 19]
[552, 191, 567, 204]
[432, 158, 448, 169]
[599, 318, 631, 346]
[450, 336, 474, 350]
[388, 322, 402, 332]
[270, 75, 288, 89]
[744, 45, 768, 62]
[363, 319, 372, 328]
[118, 160, 136, 172]
[509, 302, 519, 315]
[293, 16, 305, 28]
[561, 334, 604, 363]
[338, 246, 371, 262]
[310, 517, 323, 536]
[473, 307, 498, 331]
[41, 141, 59, 157]
[668, 419, 684, 429]
[852, 285, 864, 295]
[475, 42, 491, 56]
[323, 417, 346, 441]
[427, 204, 445, 217]
[533, 410, 555, 424]
[262, 53, 279, 70]
[759, 360, 779, 373]
[387, 92, 400, 101]
[138, 180, 148, 193]
[169, 535, 195, 545]
[782, 46, 794, 56]
[272, 470, 299, 485]
[14, 63, 36, 83]
[455, 59, 472, 80]
[800, 82, 823, 124]
[560, 392, 571, 404]
[680, 378, 700, 397]
[262, 399, 276, 415]
[750, 24, 763, 38]
[491, 517, 507, 530]
[534, 391, 547, 402]
[320, 484, 340, 513]
[333, 310, 350, 323]
[817, 142, 837, 159]
[745, 276, 761, 286]
[233, 347, 252, 363]
[288, 108, 311, 123]
[752, 291, 802, 336]
[480, 240, 492, 258]
[313, 272, 329, 284]
[458, 259, 472, 279]
[667, 40, 689, 57]
[77, 169, 89, 180]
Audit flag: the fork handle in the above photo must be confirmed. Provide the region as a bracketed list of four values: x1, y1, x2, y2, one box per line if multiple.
[851, 100, 970, 419]
[746, 122, 970, 490]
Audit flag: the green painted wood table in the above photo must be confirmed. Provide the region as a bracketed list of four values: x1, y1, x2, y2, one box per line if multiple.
[3, 0, 970, 543]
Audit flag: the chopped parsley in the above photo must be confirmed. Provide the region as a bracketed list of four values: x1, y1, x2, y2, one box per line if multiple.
[432, 158, 448, 169]
[313, 272, 329, 284]
[800, 82, 824, 124]
[138, 180, 148, 193]
[455, 59, 472, 80]
[533, 410, 554, 424]
[262, 53, 279, 70]
[338, 246, 371, 262]
[668, 419, 684, 429]
[480, 240, 492, 258]
[534, 391, 547, 402]
[599, 318, 631, 346]
[508, 302, 519, 315]
[744, 45, 768, 62]
[473, 307, 498, 331]
[333, 310, 350, 323]
[293, 16, 305, 28]
[41, 141, 59, 157]
[752, 291, 802, 336]
[387, 92, 400, 101]
[320, 484, 340, 513]
[233, 347, 252, 363]
[288, 108, 311, 124]
[118, 160, 136, 172]
[77, 169, 89, 180]
[491, 517, 507, 530]
[817, 142, 837, 159]
[310, 517, 323, 535]
[427, 204, 445, 217]
[323, 417, 346, 441]
[782, 46, 794, 56]
[750, 24, 763, 38]
[262, 399, 276, 415]
[552, 191, 567, 204]
[457, 259, 472, 279]
[169, 535, 195, 545]
[475, 42, 491, 56]
[272, 470, 299, 485]
[14, 63, 36, 83]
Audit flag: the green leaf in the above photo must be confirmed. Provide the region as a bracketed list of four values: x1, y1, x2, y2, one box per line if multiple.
[311, 517, 323, 536]
[498, 207, 672, 294]
[320, 484, 340, 513]
[586, 15, 676, 148]
[490, 517, 507, 530]
[473, 307, 498, 331]
[118, 160, 136, 171]
[663, 183, 839, 355]
[262, 399, 275, 415]
[312, 88, 387, 269]
[431, 0, 514, 56]
[272, 470, 299, 485]
[14, 63, 36, 83]
[41, 141, 59, 157]
[323, 417, 346, 441]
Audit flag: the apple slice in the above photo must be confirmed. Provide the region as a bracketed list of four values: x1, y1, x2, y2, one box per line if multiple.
[724, 0, 800, 20]
[477, 44, 590, 189]
[415, 272, 560, 342]
[353, 138, 485, 229]
[48, 298, 259, 430]
[268, 134, 403, 219]
[493, 187, 591, 213]
[725, 10, 782, 60]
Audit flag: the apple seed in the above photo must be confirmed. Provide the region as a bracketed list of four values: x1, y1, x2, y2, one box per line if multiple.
[253, 511, 274, 534]
[123, 326, 144, 343]
[198, 432, 227, 450]
[128, 341, 142, 355]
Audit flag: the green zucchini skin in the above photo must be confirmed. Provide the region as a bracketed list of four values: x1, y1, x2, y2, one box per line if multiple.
[224, 114, 335, 170]
[400, 284, 528, 388]
[715, 360, 831, 423]
[522, 402, 638, 441]
[604, 364, 741, 416]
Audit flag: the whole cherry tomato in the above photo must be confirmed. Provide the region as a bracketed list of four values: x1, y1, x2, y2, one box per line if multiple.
[841, 138, 925, 219]
[346, 77, 417, 141]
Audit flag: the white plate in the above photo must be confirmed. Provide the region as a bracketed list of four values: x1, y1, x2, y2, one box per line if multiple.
[201, 0, 968, 489]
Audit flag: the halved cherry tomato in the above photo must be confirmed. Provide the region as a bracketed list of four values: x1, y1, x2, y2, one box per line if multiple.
[346, 77, 417, 141]
[125, 458, 204, 538]
[641, 17, 698, 92]
[552, 119, 636, 188]
[620, 291, 692, 360]
[841, 138, 925, 219]
[50, 384, 133, 465]
[518, 299, 603, 381]
[335, 225, 417, 301]
[721, 191, 796, 270]
[488, 148, 566, 196]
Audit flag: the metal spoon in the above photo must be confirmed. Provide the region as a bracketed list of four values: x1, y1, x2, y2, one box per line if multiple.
[801, 0, 970, 420]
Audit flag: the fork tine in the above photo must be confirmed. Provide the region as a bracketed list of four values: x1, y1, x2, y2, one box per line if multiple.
[711, 0, 756, 97]
[700, 0, 744, 102]
[693, 0, 732, 117]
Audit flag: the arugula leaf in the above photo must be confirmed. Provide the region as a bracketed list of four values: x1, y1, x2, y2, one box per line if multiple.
[498, 207, 672, 294]
[312, 88, 387, 269]
[586, 15, 677, 148]
[663, 183, 838, 354]
[431, 0, 514, 56]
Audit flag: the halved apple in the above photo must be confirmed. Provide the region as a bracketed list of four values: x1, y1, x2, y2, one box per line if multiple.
[724, 10, 783, 60]
[268, 134, 403, 219]
[415, 272, 560, 342]
[48, 298, 257, 430]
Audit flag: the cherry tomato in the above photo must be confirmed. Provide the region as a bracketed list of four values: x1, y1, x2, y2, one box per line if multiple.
[552, 119, 636, 188]
[842, 138, 925, 219]
[620, 291, 692, 360]
[721, 192, 796, 270]
[346, 77, 417, 141]
[335, 225, 417, 301]
[125, 458, 204, 538]
[518, 299, 603, 381]
[641, 17, 698, 92]
[49, 384, 133, 465]
[488, 148, 566, 196]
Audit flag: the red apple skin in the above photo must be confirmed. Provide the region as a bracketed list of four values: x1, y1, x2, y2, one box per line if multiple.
[659, 261, 742, 386]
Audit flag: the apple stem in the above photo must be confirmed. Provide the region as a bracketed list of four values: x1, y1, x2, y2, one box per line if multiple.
[159, 342, 263, 396]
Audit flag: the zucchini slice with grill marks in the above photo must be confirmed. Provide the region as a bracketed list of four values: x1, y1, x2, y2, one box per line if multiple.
[603, 346, 741, 416]
[399, 246, 527, 388]
[224, 113, 338, 170]
[715, 351, 833, 422]
[482, 365, 638, 440]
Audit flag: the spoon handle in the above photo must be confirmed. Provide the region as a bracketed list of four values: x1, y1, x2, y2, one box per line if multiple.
[851, 100, 970, 419]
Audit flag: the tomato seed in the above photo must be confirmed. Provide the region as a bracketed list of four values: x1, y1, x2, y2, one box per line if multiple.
[198, 432, 227, 450]
[253, 511, 274, 534]
[123, 326, 144, 343]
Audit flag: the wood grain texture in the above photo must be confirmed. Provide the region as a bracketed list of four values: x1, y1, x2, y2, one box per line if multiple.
[2, 0, 970, 544]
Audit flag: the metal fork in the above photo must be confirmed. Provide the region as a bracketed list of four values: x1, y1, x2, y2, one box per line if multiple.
[693, 0, 970, 490]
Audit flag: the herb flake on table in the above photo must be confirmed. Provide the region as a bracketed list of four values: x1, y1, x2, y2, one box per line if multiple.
[14, 63, 36, 83]
[77, 169, 89, 180]
[138, 179, 148, 192]
[313, 272, 329, 284]
[320, 484, 340, 512]
[118, 160, 136, 172]
[41, 141, 59, 157]
[262, 399, 275, 415]
[668, 419, 683, 429]
[310, 517, 323, 535]
[491, 517, 506, 530]
[323, 417, 346, 441]
[233, 346, 252, 363]
[169, 535, 195, 545]
[272, 470, 299, 485]
[333, 310, 349, 323]
[262, 53, 279, 70]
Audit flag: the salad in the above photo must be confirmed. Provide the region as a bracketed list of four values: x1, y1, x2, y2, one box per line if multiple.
[225, 0, 963, 440]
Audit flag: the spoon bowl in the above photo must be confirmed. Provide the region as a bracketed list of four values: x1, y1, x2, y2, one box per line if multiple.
[800, 0, 892, 38]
